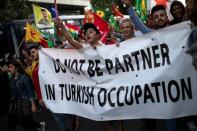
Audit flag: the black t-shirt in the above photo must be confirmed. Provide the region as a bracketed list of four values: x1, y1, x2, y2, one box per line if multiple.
[0, 71, 11, 117]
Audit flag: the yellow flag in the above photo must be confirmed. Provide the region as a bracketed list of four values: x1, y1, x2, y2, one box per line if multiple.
[25, 22, 42, 43]
[32, 4, 52, 27]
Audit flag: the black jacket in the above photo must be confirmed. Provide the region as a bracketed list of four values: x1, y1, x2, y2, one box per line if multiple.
[0, 71, 11, 118]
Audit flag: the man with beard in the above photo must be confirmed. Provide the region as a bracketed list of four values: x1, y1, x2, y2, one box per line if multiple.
[151, 5, 169, 29]
[38, 9, 51, 26]
[121, 0, 169, 34]
[120, 1, 173, 131]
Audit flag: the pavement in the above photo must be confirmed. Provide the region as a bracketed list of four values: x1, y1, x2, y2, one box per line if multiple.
[15, 109, 196, 131]
[33, 109, 149, 131]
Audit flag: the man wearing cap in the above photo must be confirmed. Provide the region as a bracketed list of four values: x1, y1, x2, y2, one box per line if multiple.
[55, 19, 125, 131]
[55, 19, 102, 49]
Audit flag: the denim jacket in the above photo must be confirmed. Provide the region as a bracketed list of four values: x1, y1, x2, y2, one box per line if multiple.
[128, 6, 152, 34]
[9, 73, 35, 102]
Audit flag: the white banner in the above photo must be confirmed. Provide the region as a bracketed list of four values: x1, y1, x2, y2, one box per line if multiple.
[39, 21, 197, 121]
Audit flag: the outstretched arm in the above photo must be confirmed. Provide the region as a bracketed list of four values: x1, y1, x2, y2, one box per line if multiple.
[128, 6, 152, 34]
[121, 0, 152, 34]
[55, 18, 83, 49]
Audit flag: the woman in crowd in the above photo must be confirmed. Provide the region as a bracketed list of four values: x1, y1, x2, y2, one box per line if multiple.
[170, 0, 185, 25]
[7, 59, 37, 131]
[106, 31, 120, 45]
[183, 0, 194, 21]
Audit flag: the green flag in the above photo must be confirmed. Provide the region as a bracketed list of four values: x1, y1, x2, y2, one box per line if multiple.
[109, 15, 119, 32]
[53, 24, 62, 45]
[135, 0, 148, 22]
[94, 7, 111, 21]
[47, 40, 54, 48]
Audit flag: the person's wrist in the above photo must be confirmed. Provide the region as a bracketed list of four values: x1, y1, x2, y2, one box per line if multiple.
[59, 23, 64, 28]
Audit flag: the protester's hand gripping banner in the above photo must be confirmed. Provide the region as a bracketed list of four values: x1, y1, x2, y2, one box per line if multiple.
[39, 21, 197, 121]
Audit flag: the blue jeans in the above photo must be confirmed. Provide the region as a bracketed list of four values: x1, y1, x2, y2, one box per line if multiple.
[164, 119, 176, 131]
[52, 113, 70, 131]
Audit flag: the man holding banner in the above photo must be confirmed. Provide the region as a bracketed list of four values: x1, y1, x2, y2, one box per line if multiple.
[121, 1, 178, 131]
[119, 18, 135, 40]
[121, 0, 169, 33]
[186, 1, 197, 70]
[55, 19, 125, 131]
[37, 1, 197, 131]
[39, 20, 197, 127]
[55, 19, 103, 49]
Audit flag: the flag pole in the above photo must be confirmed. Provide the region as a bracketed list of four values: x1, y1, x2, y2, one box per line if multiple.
[54, 0, 59, 18]
[54, 0, 59, 46]
[111, 0, 114, 2]
[16, 37, 25, 53]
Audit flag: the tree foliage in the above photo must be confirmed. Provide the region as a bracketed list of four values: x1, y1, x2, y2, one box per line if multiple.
[90, 0, 127, 14]
[0, 0, 32, 25]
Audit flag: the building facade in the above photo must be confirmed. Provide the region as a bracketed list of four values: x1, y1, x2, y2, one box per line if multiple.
[28, 0, 89, 15]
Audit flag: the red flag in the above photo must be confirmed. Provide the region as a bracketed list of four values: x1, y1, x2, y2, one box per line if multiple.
[84, 11, 110, 43]
[154, 0, 168, 7]
[111, 4, 124, 18]
[39, 38, 50, 48]
[65, 23, 80, 31]
[65, 23, 80, 38]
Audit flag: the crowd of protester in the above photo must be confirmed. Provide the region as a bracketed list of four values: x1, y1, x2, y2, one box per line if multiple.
[0, 0, 197, 131]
